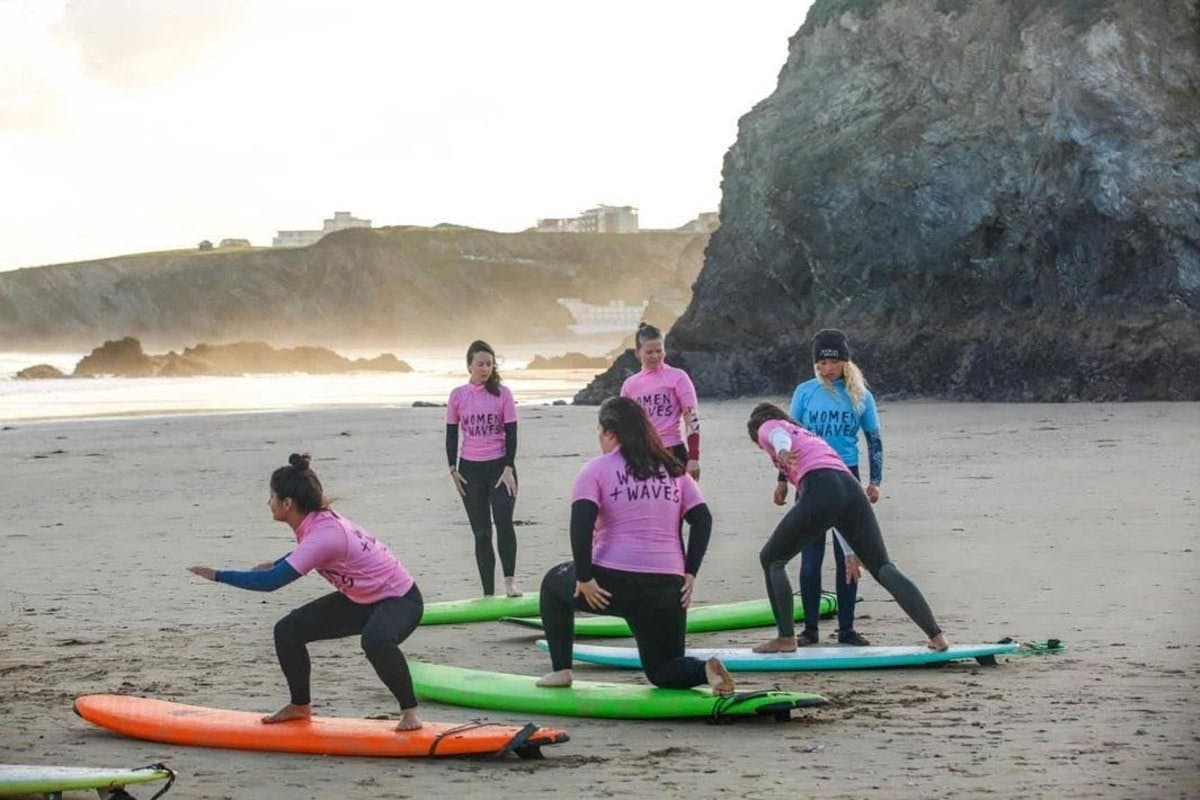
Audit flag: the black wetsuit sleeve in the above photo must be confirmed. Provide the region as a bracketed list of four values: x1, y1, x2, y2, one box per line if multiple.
[682, 502, 712, 577]
[216, 560, 302, 592]
[504, 421, 517, 467]
[445, 424, 459, 469]
[865, 429, 883, 485]
[569, 499, 599, 582]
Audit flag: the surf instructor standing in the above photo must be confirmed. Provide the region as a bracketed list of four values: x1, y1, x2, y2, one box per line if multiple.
[188, 453, 424, 731]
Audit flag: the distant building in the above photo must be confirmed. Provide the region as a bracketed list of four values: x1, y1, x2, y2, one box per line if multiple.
[273, 211, 372, 248]
[557, 297, 649, 334]
[678, 211, 719, 233]
[197, 239, 213, 251]
[535, 217, 583, 233]
[536, 204, 639, 234]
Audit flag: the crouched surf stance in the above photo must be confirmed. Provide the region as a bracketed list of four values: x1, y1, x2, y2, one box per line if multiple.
[189, 453, 424, 731]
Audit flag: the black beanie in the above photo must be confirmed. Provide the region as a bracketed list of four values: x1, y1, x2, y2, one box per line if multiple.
[812, 329, 850, 362]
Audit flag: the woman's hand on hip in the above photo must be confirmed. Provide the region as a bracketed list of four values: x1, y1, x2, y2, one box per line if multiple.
[574, 578, 611, 611]
[680, 574, 696, 608]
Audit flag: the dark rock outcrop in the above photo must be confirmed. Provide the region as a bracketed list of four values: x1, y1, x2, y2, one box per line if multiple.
[581, 0, 1200, 402]
[15, 364, 66, 379]
[61, 337, 411, 378]
[0, 228, 706, 352]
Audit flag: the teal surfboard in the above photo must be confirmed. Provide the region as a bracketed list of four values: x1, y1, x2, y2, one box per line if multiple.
[537, 640, 1022, 671]
[500, 592, 838, 637]
[421, 595, 540, 625]
[409, 661, 825, 720]
[0, 763, 174, 798]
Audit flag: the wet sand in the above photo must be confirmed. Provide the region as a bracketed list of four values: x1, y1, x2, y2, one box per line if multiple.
[1, 401, 1196, 798]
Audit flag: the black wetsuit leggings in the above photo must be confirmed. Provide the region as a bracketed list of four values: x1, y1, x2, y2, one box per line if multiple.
[540, 561, 708, 688]
[760, 469, 940, 640]
[458, 458, 517, 595]
[799, 464, 861, 634]
[273, 584, 424, 709]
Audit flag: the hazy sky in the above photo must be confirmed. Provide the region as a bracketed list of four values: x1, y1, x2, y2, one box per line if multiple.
[1, 1, 814, 271]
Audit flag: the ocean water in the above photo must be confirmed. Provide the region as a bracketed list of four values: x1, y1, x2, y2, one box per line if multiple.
[0, 352, 599, 423]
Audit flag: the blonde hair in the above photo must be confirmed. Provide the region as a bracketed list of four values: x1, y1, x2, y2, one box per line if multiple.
[814, 359, 869, 413]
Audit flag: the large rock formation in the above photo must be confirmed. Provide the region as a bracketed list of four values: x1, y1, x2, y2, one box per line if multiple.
[583, 0, 1200, 402]
[62, 337, 411, 378]
[0, 227, 706, 352]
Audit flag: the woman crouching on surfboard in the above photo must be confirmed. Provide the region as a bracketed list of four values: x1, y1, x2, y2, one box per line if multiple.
[188, 453, 424, 731]
[536, 396, 734, 695]
[748, 402, 949, 654]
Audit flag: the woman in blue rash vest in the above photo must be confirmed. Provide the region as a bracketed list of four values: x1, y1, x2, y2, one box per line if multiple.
[774, 328, 881, 646]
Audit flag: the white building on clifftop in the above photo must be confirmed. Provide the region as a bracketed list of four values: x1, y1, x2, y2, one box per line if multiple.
[537, 204, 639, 233]
[557, 297, 649, 334]
[273, 211, 372, 247]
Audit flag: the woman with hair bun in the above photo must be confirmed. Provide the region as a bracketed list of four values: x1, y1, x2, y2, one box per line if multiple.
[188, 453, 425, 731]
[446, 340, 522, 597]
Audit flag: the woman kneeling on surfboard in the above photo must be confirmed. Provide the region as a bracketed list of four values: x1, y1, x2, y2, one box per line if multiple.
[748, 402, 950, 654]
[536, 396, 735, 695]
[188, 453, 424, 731]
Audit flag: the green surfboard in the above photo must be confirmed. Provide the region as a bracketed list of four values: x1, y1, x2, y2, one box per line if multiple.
[409, 661, 826, 720]
[0, 763, 174, 798]
[500, 592, 838, 637]
[421, 594, 540, 625]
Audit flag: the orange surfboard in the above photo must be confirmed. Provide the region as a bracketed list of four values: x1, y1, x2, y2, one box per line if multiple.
[74, 694, 568, 758]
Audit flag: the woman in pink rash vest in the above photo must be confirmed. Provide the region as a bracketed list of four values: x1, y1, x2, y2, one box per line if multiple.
[188, 453, 424, 731]
[535, 397, 734, 695]
[620, 323, 702, 481]
[747, 402, 949, 655]
[445, 340, 521, 597]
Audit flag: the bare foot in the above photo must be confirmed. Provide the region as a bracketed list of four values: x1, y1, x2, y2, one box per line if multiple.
[395, 708, 422, 731]
[261, 703, 311, 724]
[536, 669, 573, 688]
[504, 578, 523, 598]
[928, 633, 950, 652]
[705, 657, 735, 696]
[752, 636, 797, 654]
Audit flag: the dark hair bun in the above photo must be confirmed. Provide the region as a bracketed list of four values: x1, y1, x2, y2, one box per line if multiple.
[288, 452, 312, 471]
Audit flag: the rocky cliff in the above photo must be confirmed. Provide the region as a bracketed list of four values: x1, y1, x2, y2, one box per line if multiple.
[0, 226, 706, 352]
[582, 0, 1200, 403]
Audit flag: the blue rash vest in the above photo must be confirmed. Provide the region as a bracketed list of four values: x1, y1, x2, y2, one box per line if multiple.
[788, 377, 882, 485]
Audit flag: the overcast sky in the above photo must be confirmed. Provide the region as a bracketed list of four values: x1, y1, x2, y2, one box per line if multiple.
[0, 1, 814, 270]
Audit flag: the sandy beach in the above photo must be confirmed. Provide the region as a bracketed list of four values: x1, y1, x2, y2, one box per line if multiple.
[1, 400, 1197, 799]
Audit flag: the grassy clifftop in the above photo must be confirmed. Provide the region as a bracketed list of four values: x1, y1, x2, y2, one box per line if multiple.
[0, 226, 708, 351]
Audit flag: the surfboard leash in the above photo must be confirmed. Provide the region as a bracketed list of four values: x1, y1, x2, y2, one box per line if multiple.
[497, 722, 542, 760]
[134, 763, 175, 800]
[425, 719, 496, 756]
